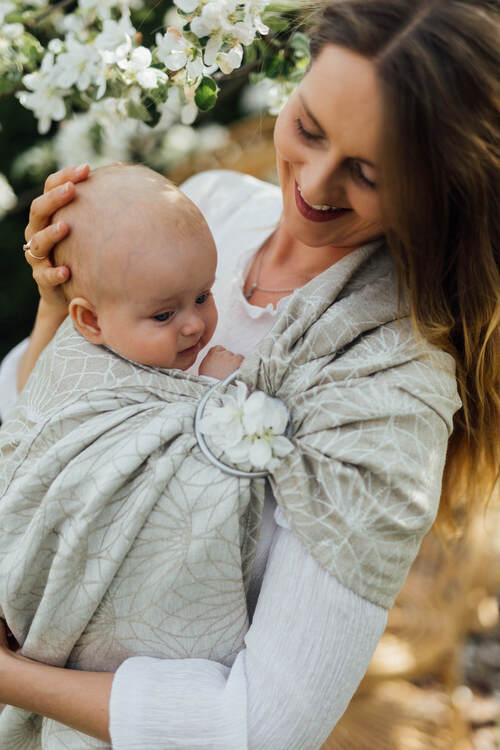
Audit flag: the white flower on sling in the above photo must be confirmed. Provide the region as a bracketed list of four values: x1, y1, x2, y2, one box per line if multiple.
[200, 382, 294, 472]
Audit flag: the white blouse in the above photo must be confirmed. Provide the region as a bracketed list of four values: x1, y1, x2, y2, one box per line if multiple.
[0, 170, 388, 750]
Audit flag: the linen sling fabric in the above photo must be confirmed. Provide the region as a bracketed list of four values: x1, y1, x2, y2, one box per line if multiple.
[0, 233, 460, 749]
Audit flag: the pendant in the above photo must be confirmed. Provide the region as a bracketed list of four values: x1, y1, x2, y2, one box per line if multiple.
[244, 284, 256, 300]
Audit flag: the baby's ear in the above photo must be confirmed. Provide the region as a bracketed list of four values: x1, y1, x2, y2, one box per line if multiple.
[69, 298, 104, 345]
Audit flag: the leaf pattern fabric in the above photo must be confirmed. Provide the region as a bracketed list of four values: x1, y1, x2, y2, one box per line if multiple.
[0, 240, 460, 749]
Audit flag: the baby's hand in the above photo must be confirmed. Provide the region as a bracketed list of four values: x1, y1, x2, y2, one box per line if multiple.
[199, 346, 244, 379]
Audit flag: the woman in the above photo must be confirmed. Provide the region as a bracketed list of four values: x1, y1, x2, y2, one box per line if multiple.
[0, 0, 498, 747]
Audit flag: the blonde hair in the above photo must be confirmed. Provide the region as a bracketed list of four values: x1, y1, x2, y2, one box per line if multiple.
[310, 0, 500, 531]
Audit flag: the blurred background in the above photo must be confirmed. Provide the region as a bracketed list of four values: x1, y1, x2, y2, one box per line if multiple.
[1, 2, 500, 748]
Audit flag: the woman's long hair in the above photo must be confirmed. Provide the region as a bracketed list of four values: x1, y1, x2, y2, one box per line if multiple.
[310, 0, 500, 531]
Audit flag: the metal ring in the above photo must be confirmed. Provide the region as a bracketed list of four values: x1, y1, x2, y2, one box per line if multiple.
[23, 240, 45, 260]
[194, 371, 270, 479]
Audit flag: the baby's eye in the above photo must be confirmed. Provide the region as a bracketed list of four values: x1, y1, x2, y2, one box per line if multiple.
[196, 292, 210, 305]
[153, 311, 173, 322]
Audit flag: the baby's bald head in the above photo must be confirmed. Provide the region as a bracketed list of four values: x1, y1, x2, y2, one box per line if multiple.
[52, 163, 212, 306]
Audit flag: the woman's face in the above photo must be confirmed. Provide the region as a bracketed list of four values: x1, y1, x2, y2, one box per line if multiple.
[274, 44, 385, 250]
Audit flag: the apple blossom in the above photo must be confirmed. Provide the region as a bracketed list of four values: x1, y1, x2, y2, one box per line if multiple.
[199, 383, 294, 473]
[119, 46, 167, 89]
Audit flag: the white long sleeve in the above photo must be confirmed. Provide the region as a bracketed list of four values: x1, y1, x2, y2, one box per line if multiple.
[109, 518, 388, 750]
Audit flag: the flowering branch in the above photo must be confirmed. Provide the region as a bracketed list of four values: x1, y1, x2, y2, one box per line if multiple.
[0, 0, 310, 134]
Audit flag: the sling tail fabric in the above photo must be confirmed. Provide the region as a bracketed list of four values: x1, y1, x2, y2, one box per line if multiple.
[0, 242, 461, 749]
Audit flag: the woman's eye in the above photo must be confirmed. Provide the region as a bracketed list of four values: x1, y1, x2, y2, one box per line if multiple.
[153, 311, 173, 322]
[350, 161, 377, 189]
[295, 117, 322, 142]
[196, 292, 210, 305]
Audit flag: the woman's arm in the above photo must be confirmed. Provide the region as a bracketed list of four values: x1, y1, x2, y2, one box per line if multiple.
[0, 624, 113, 743]
[16, 164, 90, 392]
[0, 521, 388, 749]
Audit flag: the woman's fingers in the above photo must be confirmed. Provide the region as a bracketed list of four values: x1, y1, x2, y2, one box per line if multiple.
[26, 183, 76, 240]
[24, 221, 69, 263]
[44, 163, 89, 193]
[34, 264, 70, 286]
[25, 163, 89, 241]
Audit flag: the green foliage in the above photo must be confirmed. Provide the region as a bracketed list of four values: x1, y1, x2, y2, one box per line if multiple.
[195, 77, 218, 111]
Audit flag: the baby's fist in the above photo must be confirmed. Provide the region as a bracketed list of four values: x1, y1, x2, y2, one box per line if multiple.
[199, 346, 244, 379]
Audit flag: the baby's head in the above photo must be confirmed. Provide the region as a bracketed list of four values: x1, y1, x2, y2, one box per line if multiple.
[53, 164, 217, 370]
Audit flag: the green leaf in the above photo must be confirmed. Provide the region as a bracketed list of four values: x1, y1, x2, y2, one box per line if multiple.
[126, 99, 152, 122]
[262, 13, 290, 32]
[249, 71, 265, 85]
[148, 80, 168, 105]
[264, 53, 285, 79]
[195, 76, 218, 111]
[0, 74, 20, 97]
[290, 32, 311, 58]
[143, 98, 162, 128]
[262, 1, 301, 12]
[244, 42, 258, 65]
[89, 122, 104, 154]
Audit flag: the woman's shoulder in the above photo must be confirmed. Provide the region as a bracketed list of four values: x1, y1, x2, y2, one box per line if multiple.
[180, 169, 282, 228]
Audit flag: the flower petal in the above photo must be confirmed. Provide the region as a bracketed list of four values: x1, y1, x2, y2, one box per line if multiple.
[248, 438, 272, 469]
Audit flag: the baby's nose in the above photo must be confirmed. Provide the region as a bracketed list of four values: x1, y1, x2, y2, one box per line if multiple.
[180, 311, 205, 337]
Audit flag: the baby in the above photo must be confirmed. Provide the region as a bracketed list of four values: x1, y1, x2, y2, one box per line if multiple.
[52, 162, 242, 379]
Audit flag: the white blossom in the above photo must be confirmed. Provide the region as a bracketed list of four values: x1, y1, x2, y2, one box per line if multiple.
[160, 86, 198, 125]
[0, 173, 16, 220]
[174, 0, 200, 13]
[17, 55, 69, 134]
[48, 38, 64, 54]
[217, 44, 243, 74]
[94, 13, 135, 64]
[155, 28, 190, 72]
[78, 0, 144, 21]
[53, 102, 142, 168]
[118, 46, 167, 89]
[200, 384, 294, 472]
[2, 22, 23, 41]
[0, 1, 15, 25]
[53, 37, 106, 97]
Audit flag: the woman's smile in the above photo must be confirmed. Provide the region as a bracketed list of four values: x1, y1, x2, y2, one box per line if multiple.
[295, 181, 352, 223]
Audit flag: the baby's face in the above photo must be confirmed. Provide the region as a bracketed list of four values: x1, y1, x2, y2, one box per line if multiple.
[95, 203, 218, 370]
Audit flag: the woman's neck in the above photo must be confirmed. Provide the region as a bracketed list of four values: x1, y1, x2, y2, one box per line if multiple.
[265, 222, 359, 281]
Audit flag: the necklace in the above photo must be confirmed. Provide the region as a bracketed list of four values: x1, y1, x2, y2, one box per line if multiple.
[244, 244, 300, 300]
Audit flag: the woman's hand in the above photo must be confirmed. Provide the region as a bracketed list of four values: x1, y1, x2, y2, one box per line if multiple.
[16, 164, 90, 393]
[24, 163, 90, 319]
[0, 618, 113, 742]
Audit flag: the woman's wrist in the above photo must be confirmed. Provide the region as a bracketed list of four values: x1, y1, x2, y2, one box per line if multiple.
[37, 298, 68, 328]
[0, 646, 113, 742]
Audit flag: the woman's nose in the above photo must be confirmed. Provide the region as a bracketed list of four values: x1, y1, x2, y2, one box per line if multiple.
[300, 153, 345, 206]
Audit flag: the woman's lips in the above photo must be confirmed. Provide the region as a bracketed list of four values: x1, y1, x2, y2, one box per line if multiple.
[294, 182, 352, 223]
